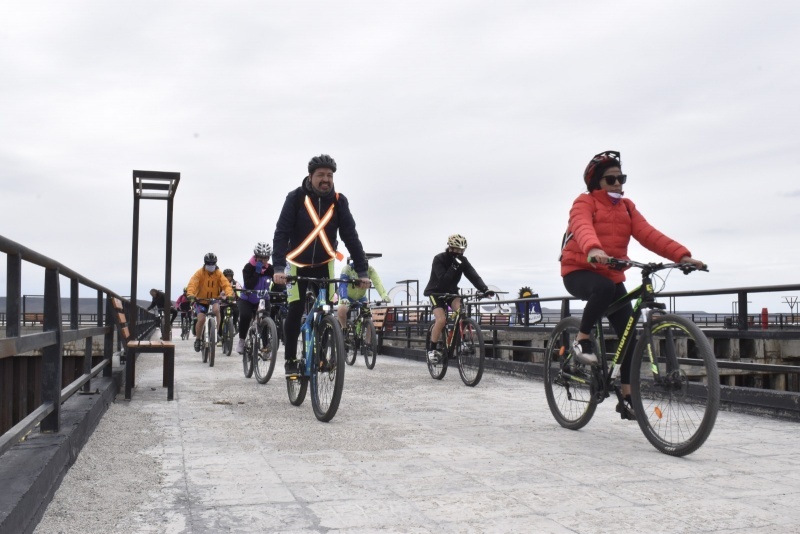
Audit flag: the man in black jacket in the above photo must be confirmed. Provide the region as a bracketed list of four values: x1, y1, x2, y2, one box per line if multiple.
[147, 288, 177, 325]
[423, 234, 494, 363]
[272, 154, 370, 375]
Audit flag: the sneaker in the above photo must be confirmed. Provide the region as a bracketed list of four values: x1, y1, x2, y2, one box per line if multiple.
[284, 359, 300, 376]
[426, 350, 442, 364]
[616, 396, 636, 421]
[571, 339, 598, 366]
[235, 338, 245, 354]
[194, 339, 201, 352]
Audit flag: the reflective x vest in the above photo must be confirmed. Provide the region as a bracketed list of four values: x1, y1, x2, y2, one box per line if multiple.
[286, 193, 344, 267]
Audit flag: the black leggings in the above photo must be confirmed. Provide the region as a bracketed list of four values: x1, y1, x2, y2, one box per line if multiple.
[563, 270, 636, 384]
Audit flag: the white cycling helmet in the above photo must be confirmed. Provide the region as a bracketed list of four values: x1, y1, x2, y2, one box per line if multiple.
[446, 234, 468, 249]
[254, 242, 272, 257]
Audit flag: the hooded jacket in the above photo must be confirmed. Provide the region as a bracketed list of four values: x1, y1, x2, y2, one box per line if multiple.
[241, 256, 276, 305]
[186, 266, 235, 301]
[560, 190, 691, 283]
[272, 177, 368, 277]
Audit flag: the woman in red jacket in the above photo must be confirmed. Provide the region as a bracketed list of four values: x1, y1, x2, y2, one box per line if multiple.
[560, 150, 704, 418]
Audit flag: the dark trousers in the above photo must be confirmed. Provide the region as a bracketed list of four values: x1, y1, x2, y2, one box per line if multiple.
[563, 270, 637, 384]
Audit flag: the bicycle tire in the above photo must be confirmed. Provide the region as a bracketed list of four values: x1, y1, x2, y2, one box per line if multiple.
[208, 317, 216, 367]
[424, 322, 448, 380]
[456, 317, 484, 386]
[201, 322, 209, 363]
[344, 320, 357, 366]
[222, 317, 234, 356]
[630, 314, 720, 457]
[362, 318, 377, 370]
[311, 314, 346, 422]
[287, 332, 307, 406]
[543, 317, 598, 430]
[254, 317, 278, 384]
[242, 328, 255, 378]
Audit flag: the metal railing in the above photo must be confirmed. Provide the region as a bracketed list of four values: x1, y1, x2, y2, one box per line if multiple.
[381, 287, 800, 414]
[0, 234, 157, 457]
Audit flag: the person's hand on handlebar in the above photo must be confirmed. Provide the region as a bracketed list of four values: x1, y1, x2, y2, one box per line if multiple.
[679, 256, 706, 270]
[273, 272, 287, 285]
[587, 248, 610, 264]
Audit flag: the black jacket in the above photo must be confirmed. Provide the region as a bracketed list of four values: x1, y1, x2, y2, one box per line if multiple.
[147, 290, 168, 311]
[424, 252, 488, 296]
[272, 177, 368, 277]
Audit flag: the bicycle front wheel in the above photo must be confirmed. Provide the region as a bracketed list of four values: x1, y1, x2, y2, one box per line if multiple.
[425, 323, 448, 380]
[311, 315, 346, 422]
[344, 320, 357, 366]
[361, 318, 377, 370]
[630, 314, 720, 457]
[242, 329, 255, 378]
[207, 317, 216, 367]
[254, 317, 278, 384]
[201, 323, 209, 363]
[543, 317, 597, 430]
[222, 317, 234, 356]
[456, 317, 484, 386]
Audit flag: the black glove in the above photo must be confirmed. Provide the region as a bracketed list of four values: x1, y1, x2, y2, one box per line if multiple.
[451, 256, 463, 268]
[484, 290, 495, 298]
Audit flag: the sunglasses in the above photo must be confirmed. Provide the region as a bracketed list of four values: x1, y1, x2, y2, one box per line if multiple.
[603, 174, 627, 186]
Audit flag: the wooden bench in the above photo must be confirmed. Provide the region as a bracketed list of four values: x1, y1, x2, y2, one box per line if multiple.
[111, 297, 175, 400]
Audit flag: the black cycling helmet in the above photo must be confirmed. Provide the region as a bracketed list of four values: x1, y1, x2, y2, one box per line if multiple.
[584, 150, 621, 191]
[223, 268, 234, 277]
[308, 154, 337, 175]
[183, 287, 188, 293]
[204, 252, 217, 265]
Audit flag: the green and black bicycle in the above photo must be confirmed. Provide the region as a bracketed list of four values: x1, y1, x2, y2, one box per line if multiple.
[544, 259, 719, 457]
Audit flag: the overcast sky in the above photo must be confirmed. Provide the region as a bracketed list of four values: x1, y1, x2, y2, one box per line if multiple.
[2, 1, 799, 315]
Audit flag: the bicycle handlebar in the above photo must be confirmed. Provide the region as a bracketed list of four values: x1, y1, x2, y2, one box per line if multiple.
[428, 291, 496, 300]
[598, 258, 709, 275]
[287, 276, 362, 285]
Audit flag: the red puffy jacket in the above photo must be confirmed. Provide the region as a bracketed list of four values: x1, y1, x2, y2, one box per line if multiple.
[560, 190, 691, 283]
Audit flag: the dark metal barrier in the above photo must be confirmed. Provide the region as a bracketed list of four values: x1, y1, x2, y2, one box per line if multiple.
[0, 234, 158, 457]
[382, 288, 800, 416]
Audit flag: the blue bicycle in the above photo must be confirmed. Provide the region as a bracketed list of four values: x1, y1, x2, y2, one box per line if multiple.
[285, 276, 357, 422]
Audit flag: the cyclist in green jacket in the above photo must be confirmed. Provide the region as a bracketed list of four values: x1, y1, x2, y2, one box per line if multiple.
[336, 255, 391, 328]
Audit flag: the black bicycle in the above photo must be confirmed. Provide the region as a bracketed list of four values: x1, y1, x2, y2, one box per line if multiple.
[544, 259, 719, 457]
[425, 292, 489, 387]
[343, 300, 382, 369]
[270, 291, 289, 346]
[220, 301, 236, 356]
[179, 308, 192, 341]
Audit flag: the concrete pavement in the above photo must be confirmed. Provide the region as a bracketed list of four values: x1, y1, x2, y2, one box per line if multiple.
[34, 329, 800, 533]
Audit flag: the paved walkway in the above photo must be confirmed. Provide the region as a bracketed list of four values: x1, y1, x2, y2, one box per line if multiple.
[34, 329, 800, 533]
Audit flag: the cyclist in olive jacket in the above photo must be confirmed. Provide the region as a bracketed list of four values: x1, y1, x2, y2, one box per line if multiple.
[272, 154, 371, 375]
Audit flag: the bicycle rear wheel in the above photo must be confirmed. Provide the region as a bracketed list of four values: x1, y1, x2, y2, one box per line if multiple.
[243, 328, 255, 378]
[344, 320, 357, 366]
[630, 314, 720, 457]
[425, 322, 448, 380]
[254, 317, 278, 384]
[543, 317, 597, 430]
[456, 317, 484, 386]
[287, 333, 308, 406]
[361, 318, 377, 370]
[207, 317, 216, 367]
[311, 315, 346, 422]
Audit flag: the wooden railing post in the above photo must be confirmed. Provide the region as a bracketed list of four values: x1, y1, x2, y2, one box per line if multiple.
[40, 268, 63, 433]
